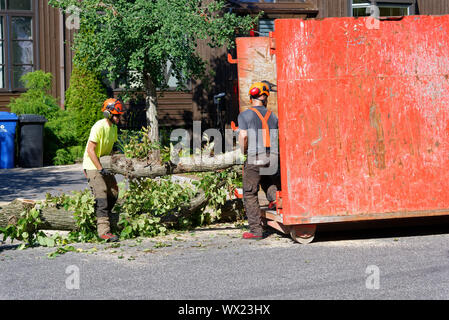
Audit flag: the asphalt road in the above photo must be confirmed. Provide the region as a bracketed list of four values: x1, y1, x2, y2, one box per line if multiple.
[1, 164, 449, 301]
[1, 221, 449, 300]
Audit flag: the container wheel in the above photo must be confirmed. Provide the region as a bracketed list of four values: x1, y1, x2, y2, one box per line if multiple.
[290, 225, 316, 244]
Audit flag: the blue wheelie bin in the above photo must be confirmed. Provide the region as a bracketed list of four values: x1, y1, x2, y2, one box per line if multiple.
[0, 112, 19, 169]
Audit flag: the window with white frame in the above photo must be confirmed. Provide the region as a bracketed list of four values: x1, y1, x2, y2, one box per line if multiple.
[0, 0, 36, 91]
[352, 1, 413, 17]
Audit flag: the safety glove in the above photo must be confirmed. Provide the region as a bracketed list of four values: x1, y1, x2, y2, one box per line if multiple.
[99, 168, 113, 176]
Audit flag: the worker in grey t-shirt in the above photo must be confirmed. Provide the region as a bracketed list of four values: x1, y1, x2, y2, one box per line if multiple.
[238, 81, 281, 240]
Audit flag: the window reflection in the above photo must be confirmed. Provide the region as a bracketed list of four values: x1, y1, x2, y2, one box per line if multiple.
[12, 17, 32, 40]
[8, 0, 32, 11]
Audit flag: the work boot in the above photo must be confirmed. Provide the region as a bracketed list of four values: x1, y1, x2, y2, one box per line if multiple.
[97, 217, 119, 242]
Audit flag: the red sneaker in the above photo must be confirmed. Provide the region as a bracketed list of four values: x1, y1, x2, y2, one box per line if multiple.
[100, 233, 119, 242]
[234, 188, 243, 199]
[242, 232, 263, 240]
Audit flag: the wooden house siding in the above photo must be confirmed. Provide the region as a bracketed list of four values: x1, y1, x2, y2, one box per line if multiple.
[316, 0, 349, 18]
[64, 17, 75, 95]
[0, 93, 19, 111]
[314, 0, 449, 18]
[193, 42, 232, 127]
[417, 0, 449, 15]
[113, 91, 194, 129]
[38, 0, 65, 105]
[153, 91, 194, 127]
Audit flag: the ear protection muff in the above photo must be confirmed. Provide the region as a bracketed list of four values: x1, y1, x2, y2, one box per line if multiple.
[249, 87, 268, 106]
[249, 87, 261, 97]
[103, 108, 112, 119]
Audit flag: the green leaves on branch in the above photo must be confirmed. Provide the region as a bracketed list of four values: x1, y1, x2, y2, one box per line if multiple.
[0, 126, 243, 258]
[49, 0, 259, 92]
[0, 190, 98, 251]
[44, 190, 98, 242]
[0, 206, 45, 249]
[117, 176, 198, 237]
[117, 126, 167, 160]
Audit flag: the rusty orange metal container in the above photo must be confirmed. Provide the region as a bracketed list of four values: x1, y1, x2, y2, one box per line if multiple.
[231, 37, 278, 115]
[234, 15, 449, 242]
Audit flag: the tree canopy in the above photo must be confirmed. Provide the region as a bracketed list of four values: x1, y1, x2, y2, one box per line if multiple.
[50, 0, 257, 92]
[50, 0, 258, 146]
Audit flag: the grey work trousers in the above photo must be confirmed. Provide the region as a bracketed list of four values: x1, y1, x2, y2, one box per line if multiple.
[85, 170, 118, 219]
[243, 161, 281, 236]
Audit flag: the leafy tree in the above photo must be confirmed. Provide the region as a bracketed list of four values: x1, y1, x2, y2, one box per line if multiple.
[49, 0, 258, 158]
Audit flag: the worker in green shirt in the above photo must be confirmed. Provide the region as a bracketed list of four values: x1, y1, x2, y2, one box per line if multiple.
[83, 98, 124, 242]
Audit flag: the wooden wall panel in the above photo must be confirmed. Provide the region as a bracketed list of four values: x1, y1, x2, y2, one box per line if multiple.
[39, 0, 64, 106]
[417, 0, 449, 15]
[316, 0, 449, 18]
[0, 93, 19, 111]
[158, 92, 194, 126]
[316, 0, 349, 18]
[113, 91, 193, 129]
[193, 40, 231, 128]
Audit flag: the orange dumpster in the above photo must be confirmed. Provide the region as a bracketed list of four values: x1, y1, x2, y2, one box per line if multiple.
[232, 15, 449, 243]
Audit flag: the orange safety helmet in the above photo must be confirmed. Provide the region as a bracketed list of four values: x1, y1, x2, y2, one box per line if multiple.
[248, 81, 270, 99]
[102, 98, 124, 119]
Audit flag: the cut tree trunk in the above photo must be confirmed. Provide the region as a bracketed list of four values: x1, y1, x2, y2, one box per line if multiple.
[100, 149, 242, 178]
[0, 199, 76, 231]
[145, 75, 160, 162]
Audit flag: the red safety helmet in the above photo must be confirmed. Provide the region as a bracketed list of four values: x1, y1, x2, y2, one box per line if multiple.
[102, 98, 124, 119]
[248, 81, 270, 99]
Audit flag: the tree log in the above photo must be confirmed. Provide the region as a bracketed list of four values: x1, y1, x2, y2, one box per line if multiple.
[0, 199, 76, 231]
[100, 149, 242, 178]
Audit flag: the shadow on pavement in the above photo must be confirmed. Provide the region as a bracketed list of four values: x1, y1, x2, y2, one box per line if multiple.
[0, 243, 21, 253]
[313, 216, 449, 243]
[0, 165, 88, 202]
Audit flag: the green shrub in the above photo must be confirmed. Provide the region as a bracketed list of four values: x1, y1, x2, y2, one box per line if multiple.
[8, 70, 81, 165]
[44, 111, 83, 165]
[65, 65, 107, 146]
[53, 146, 84, 166]
[9, 70, 60, 120]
